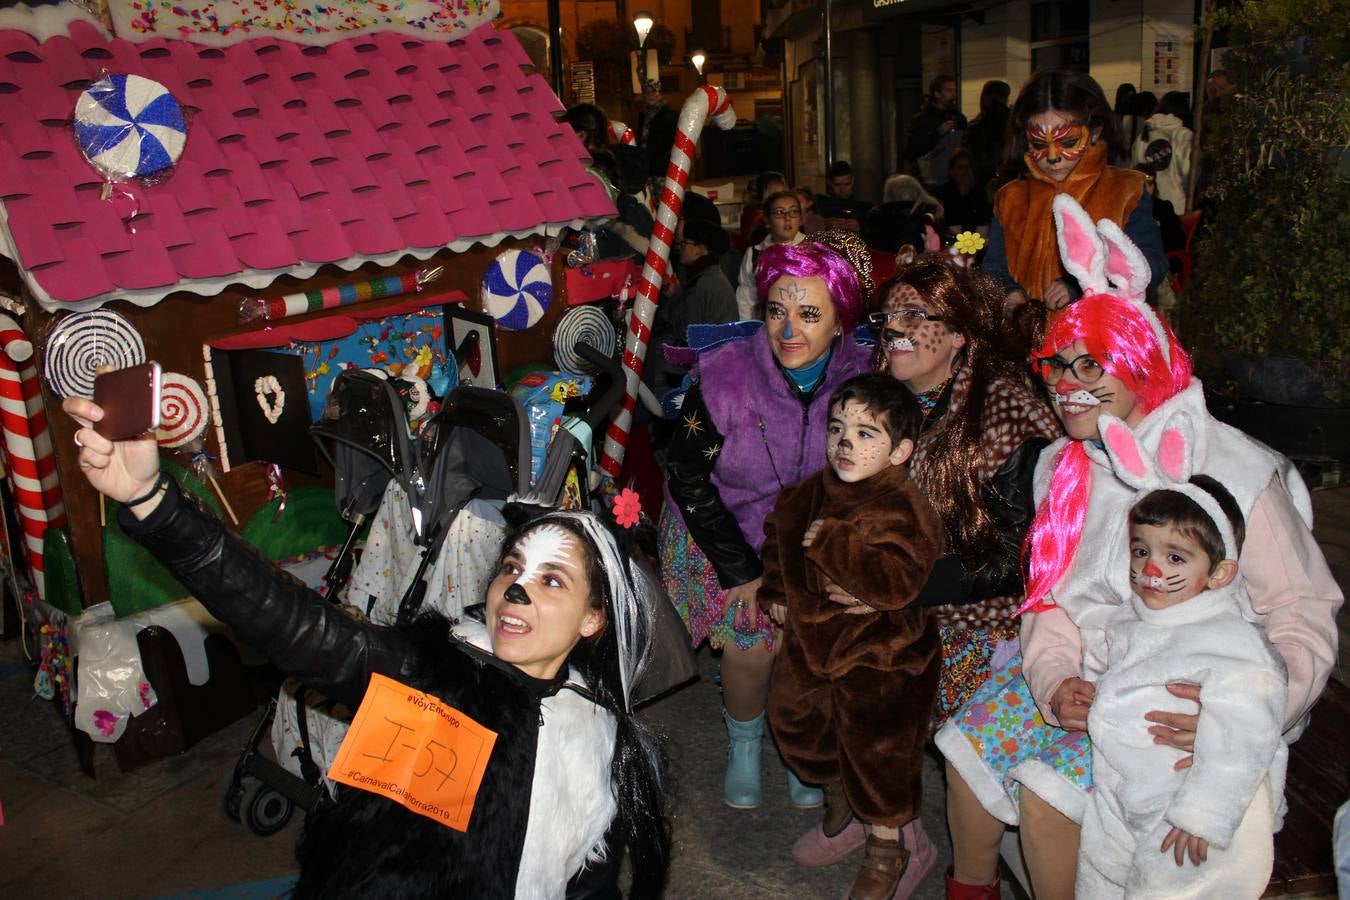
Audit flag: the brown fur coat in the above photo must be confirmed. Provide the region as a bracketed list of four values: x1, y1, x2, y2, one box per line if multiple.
[995, 141, 1146, 304]
[759, 462, 945, 677]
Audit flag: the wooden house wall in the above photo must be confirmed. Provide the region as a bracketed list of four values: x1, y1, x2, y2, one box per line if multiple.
[20, 238, 569, 608]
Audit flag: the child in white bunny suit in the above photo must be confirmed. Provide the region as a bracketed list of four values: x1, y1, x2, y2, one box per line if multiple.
[1076, 415, 1287, 899]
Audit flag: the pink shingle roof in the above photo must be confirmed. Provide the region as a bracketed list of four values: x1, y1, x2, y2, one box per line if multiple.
[0, 21, 615, 310]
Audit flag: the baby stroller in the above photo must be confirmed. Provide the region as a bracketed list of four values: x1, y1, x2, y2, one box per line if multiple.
[222, 369, 532, 835]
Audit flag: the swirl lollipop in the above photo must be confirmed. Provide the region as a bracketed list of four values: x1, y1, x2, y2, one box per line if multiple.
[155, 372, 209, 448]
[42, 309, 146, 399]
[552, 304, 617, 376]
[74, 74, 187, 183]
[481, 249, 552, 331]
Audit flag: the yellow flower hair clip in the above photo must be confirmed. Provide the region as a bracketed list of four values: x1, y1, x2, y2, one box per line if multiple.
[954, 231, 986, 255]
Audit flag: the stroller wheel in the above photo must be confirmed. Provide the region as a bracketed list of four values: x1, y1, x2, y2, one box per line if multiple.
[222, 777, 247, 823]
[242, 781, 294, 836]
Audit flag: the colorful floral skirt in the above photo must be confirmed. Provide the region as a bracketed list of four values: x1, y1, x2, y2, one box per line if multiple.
[933, 620, 1014, 730]
[658, 504, 777, 652]
[934, 649, 1093, 826]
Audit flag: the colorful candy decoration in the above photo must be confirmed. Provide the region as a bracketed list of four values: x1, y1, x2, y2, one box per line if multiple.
[1, 312, 66, 601]
[552, 304, 617, 377]
[598, 86, 736, 479]
[481, 249, 552, 331]
[74, 74, 187, 183]
[237, 267, 444, 324]
[41, 309, 146, 399]
[608, 121, 637, 146]
[155, 372, 210, 448]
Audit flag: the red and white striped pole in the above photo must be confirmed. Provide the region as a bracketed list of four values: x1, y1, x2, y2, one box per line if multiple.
[0, 312, 67, 601]
[607, 121, 637, 146]
[598, 85, 735, 479]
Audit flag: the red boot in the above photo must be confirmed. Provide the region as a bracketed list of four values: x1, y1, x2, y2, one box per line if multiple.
[944, 866, 1001, 899]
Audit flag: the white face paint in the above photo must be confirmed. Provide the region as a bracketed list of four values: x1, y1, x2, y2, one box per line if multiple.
[1052, 389, 1102, 408]
[1138, 574, 1166, 590]
[513, 524, 576, 587]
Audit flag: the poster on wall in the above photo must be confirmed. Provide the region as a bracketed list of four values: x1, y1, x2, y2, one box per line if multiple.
[1154, 35, 1181, 87]
[297, 309, 451, 422]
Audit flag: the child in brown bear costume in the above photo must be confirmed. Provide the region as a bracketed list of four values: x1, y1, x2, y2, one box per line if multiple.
[759, 373, 945, 900]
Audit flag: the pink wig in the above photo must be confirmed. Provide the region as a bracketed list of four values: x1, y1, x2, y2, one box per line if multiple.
[755, 241, 864, 331]
[1019, 294, 1194, 613]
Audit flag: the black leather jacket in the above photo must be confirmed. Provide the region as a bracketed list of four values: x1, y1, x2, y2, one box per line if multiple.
[118, 480, 621, 899]
[914, 435, 1050, 607]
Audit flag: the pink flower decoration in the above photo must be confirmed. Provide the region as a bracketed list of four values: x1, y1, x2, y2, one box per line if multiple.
[613, 488, 642, 529]
[93, 710, 119, 737]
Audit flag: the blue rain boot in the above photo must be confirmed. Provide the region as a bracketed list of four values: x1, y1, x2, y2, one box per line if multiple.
[723, 710, 764, 809]
[786, 768, 824, 809]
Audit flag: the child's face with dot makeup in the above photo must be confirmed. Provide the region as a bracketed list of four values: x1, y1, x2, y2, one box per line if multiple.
[826, 400, 913, 483]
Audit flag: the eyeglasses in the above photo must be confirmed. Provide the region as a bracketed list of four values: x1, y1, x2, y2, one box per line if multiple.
[1036, 352, 1105, 384]
[769, 208, 803, 219]
[867, 307, 945, 330]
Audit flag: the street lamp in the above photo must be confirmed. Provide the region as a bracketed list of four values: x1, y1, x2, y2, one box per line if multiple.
[633, 10, 655, 89]
[633, 11, 654, 48]
[690, 49, 706, 77]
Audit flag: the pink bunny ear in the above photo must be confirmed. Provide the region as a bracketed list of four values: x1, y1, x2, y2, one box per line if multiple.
[1053, 195, 1108, 294]
[1157, 429, 1189, 481]
[1155, 412, 1197, 482]
[1102, 417, 1149, 485]
[1096, 218, 1151, 301]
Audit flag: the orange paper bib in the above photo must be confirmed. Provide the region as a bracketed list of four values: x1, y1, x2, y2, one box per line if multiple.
[328, 673, 498, 831]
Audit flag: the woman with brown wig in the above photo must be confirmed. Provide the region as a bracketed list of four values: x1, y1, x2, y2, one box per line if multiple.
[816, 257, 1061, 890]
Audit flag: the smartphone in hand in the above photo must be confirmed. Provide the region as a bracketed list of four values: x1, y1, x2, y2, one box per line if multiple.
[93, 361, 162, 440]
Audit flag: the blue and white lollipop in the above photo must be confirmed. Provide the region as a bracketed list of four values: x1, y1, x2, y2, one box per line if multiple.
[481, 249, 553, 331]
[74, 74, 187, 182]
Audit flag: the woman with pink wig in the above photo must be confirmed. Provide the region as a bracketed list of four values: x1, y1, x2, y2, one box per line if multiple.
[658, 241, 871, 815]
[933, 197, 1341, 899]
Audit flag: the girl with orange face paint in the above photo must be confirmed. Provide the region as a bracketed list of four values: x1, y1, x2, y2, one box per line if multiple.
[980, 70, 1168, 346]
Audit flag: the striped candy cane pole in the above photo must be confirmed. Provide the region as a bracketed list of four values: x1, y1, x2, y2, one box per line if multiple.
[598, 86, 736, 479]
[0, 312, 67, 600]
[608, 121, 637, 146]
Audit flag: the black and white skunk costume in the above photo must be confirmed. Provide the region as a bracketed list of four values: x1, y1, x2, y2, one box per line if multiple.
[120, 480, 670, 899]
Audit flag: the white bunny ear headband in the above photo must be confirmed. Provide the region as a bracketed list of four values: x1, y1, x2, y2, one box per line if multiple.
[1097, 411, 1237, 561]
[1051, 194, 1171, 365]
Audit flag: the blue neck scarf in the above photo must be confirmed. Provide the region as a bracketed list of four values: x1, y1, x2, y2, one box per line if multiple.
[783, 348, 832, 393]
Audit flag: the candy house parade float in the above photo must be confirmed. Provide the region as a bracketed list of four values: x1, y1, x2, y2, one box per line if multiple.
[0, 0, 730, 787]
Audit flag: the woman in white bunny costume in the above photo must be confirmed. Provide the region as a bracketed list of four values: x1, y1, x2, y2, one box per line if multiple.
[935, 195, 1342, 900]
[1077, 417, 1287, 898]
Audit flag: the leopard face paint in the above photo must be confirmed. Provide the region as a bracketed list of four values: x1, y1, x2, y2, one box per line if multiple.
[1027, 122, 1090, 164]
[881, 283, 964, 393]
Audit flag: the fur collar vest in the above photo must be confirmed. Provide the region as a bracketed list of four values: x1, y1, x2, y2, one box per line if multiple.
[995, 141, 1147, 302]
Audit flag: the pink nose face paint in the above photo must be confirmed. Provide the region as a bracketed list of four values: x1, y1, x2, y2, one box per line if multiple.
[1143, 560, 1162, 577]
[1052, 389, 1101, 408]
